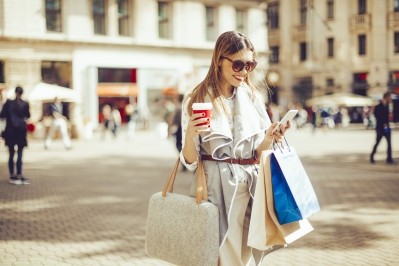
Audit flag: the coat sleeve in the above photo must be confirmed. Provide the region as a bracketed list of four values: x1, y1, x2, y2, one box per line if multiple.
[25, 102, 31, 119]
[0, 100, 10, 119]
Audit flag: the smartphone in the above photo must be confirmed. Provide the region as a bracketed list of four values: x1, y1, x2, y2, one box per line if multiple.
[272, 109, 298, 133]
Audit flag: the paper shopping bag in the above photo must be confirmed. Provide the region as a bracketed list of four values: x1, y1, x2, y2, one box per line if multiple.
[270, 153, 303, 224]
[248, 152, 285, 250]
[272, 146, 320, 220]
[248, 151, 314, 250]
[264, 150, 314, 244]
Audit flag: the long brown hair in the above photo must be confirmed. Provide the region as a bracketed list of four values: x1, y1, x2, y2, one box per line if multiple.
[187, 31, 258, 114]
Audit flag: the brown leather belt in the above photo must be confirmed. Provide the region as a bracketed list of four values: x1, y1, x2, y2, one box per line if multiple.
[201, 154, 259, 165]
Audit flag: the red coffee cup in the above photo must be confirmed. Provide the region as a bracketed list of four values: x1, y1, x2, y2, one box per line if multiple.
[192, 103, 212, 131]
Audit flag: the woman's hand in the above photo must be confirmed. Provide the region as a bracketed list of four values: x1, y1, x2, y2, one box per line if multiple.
[266, 121, 292, 142]
[182, 112, 210, 164]
[256, 120, 292, 159]
[266, 121, 291, 142]
[185, 113, 210, 139]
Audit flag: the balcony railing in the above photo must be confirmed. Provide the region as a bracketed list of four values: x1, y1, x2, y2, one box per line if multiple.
[268, 28, 280, 42]
[388, 12, 399, 28]
[350, 14, 371, 31]
[293, 24, 307, 41]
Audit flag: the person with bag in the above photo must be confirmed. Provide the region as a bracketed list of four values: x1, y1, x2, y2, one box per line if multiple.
[180, 31, 290, 266]
[0, 86, 31, 185]
[370, 91, 395, 164]
[44, 97, 72, 150]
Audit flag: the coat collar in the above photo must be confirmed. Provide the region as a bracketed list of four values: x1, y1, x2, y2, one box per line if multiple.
[201, 84, 270, 159]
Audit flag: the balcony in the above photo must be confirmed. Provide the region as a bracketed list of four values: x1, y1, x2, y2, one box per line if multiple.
[267, 28, 280, 44]
[350, 14, 371, 32]
[293, 24, 307, 41]
[388, 12, 399, 28]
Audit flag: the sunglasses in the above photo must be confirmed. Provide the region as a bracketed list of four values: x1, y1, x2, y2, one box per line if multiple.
[222, 57, 257, 72]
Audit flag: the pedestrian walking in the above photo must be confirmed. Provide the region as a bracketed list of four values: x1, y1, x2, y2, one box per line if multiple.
[180, 31, 290, 265]
[101, 104, 112, 139]
[44, 97, 72, 149]
[370, 91, 395, 164]
[0, 86, 31, 185]
[110, 105, 122, 138]
[170, 94, 186, 171]
[125, 103, 137, 139]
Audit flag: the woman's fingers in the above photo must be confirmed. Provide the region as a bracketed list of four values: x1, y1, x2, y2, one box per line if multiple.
[191, 113, 205, 120]
[278, 124, 286, 135]
[285, 121, 292, 130]
[187, 114, 210, 134]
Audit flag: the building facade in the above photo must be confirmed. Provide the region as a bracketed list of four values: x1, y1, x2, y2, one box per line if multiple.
[0, 0, 268, 131]
[265, 0, 399, 121]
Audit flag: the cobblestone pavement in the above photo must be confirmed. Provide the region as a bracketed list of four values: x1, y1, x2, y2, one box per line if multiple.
[0, 125, 398, 266]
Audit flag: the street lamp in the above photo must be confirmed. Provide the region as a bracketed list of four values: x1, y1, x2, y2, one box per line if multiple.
[267, 71, 280, 86]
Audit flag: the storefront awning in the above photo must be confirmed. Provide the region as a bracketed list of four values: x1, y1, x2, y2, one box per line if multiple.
[97, 83, 138, 97]
[163, 87, 178, 96]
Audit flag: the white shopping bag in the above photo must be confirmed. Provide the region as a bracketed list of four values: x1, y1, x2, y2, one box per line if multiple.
[272, 146, 320, 219]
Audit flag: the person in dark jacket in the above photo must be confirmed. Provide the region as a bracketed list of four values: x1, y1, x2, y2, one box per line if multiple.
[370, 91, 394, 164]
[0, 86, 31, 184]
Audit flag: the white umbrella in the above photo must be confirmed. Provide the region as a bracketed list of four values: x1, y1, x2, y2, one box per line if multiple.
[329, 92, 375, 107]
[28, 82, 80, 103]
[5, 82, 80, 103]
[307, 92, 375, 107]
[306, 95, 337, 107]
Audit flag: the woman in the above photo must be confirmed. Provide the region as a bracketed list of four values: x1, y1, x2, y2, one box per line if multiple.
[0, 86, 31, 185]
[180, 31, 290, 265]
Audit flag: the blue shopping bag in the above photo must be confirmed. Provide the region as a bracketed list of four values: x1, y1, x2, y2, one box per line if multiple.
[272, 145, 320, 223]
[270, 153, 303, 224]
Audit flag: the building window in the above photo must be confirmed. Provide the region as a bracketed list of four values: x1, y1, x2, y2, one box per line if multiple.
[270, 46, 279, 64]
[0, 60, 5, 83]
[353, 72, 368, 95]
[327, 0, 334, 19]
[205, 6, 216, 41]
[45, 0, 62, 32]
[41, 61, 72, 88]
[389, 71, 399, 84]
[98, 68, 136, 83]
[118, 0, 129, 36]
[395, 32, 399, 53]
[93, 0, 106, 35]
[326, 78, 334, 93]
[358, 0, 367, 15]
[326, 78, 334, 87]
[300, 0, 307, 25]
[267, 2, 279, 29]
[358, 34, 366, 55]
[236, 9, 247, 34]
[327, 37, 334, 58]
[158, 1, 171, 39]
[395, 0, 399, 12]
[300, 42, 307, 61]
[293, 77, 313, 105]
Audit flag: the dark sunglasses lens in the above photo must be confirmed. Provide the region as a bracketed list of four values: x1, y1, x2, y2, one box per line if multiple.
[232, 61, 246, 72]
[247, 61, 257, 72]
[232, 61, 257, 72]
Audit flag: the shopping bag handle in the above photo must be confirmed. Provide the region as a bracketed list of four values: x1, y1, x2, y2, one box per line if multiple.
[272, 136, 291, 153]
[162, 158, 208, 204]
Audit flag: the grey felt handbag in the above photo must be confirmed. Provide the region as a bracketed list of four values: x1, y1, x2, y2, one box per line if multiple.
[145, 158, 219, 266]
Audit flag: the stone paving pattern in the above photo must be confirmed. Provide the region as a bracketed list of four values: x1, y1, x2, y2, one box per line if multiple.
[0, 125, 398, 266]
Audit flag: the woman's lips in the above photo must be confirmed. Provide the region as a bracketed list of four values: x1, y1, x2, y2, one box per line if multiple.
[233, 75, 244, 81]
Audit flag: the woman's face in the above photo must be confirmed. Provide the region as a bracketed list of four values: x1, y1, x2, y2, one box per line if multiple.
[220, 48, 254, 89]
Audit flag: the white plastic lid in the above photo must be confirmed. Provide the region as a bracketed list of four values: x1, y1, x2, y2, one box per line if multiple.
[192, 102, 212, 110]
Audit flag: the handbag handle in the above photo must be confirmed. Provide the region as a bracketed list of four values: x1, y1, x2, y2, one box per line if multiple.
[162, 158, 208, 204]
